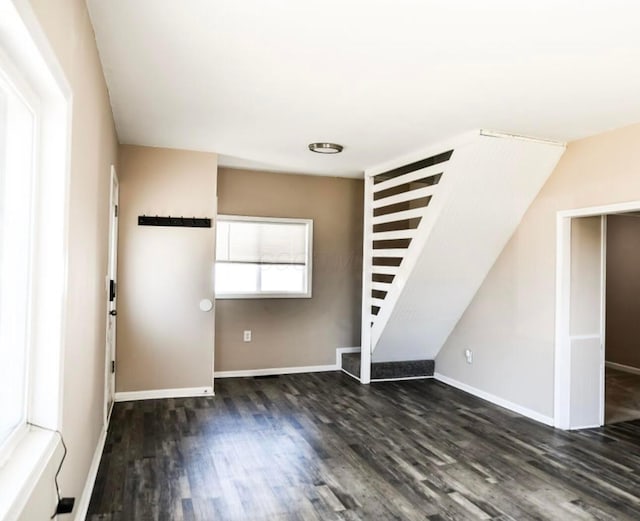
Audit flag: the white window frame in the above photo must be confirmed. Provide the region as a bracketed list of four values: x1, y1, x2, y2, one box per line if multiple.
[0, 42, 39, 468]
[215, 215, 313, 299]
[0, 0, 72, 518]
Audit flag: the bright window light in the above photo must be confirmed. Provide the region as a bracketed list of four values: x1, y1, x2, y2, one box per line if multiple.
[0, 1, 71, 516]
[215, 263, 259, 294]
[0, 69, 36, 450]
[215, 216, 313, 298]
[260, 264, 305, 293]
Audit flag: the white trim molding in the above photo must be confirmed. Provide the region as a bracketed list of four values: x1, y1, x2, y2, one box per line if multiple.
[606, 361, 640, 376]
[554, 199, 640, 430]
[114, 387, 214, 402]
[434, 373, 554, 427]
[0, 1, 72, 518]
[215, 365, 336, 379]
[371, 375, 434, 383]
[215, 347, 362, 379]
[74, 426, 109, 521]
[214, 214, 313, 300]
[341, 369, 361, 382]
[568, 423, 602, 430]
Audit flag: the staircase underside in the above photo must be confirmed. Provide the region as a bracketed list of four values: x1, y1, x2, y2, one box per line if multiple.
[342, 352, 434, 381]
[369, 131, 565, 364]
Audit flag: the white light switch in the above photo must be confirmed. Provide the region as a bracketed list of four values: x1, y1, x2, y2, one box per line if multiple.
[243, 330, 252, 342]
[465, 349, 473, 364]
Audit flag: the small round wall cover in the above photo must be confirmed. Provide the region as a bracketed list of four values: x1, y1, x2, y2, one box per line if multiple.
[199, 298, 213, 312]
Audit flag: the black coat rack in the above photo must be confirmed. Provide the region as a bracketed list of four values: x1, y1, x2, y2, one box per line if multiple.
[138, 215, 211, 228]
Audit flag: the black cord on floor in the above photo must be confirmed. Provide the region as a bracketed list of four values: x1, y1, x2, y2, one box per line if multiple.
[26, 422, 68, 519]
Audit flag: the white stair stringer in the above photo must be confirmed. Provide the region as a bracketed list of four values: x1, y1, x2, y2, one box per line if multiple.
[362, 130, 565, 369]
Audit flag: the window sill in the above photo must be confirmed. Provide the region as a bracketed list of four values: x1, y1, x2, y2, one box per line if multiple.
[0, 427, 60, 521]
[215, 293, 312, 300]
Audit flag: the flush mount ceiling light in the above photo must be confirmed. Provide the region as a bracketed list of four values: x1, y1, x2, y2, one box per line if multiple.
[308, 142, 343, 154]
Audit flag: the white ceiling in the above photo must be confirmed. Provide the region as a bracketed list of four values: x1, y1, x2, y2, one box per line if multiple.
[87, 0, 640, 178]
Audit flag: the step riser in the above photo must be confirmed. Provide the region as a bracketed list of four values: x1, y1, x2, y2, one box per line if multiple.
[341, 353, 433, 381]
[342, 353, 362, 378]
[371, 360, 433, 380]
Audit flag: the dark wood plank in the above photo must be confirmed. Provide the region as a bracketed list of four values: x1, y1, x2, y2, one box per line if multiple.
[87, 373, 640, 521]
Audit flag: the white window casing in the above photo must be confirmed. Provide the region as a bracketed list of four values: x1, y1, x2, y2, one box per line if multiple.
[0, 0, 72, 518]
[215, 215, 313, 299]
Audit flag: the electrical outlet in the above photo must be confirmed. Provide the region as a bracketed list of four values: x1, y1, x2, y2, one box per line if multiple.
[464, 349, 473, 364]
[243, 330, 252, 342]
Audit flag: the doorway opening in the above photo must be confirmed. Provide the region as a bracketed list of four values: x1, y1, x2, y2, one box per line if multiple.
[555, 201, 640, 429]
[603, 212, 640, 424]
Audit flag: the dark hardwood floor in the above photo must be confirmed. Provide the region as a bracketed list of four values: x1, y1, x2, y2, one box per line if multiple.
[606, 367, 640, 424]
[87, 372, 640, 520]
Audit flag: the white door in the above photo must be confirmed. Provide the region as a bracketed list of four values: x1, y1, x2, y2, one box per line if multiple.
[567, 215, 605, 428]
[105, 165, 119, 423]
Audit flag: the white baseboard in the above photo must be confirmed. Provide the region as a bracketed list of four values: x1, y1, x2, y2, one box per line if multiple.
[114, 386, 214, 402]
[605, 361, 640, 376]
[568, 423, 601, 430]
[214, 347, 362, 379]
[434, 372, 554, 427]
[341, 368, 361, 382]
[372, 375, 434, 383]
[76, 385, 213, 518]
[74, 424, 108, 521]
[215, 364, 336, 378]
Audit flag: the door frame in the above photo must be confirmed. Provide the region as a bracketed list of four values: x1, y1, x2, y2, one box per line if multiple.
[104, 165, 119, 425]
[554, 199, 640, 429]
[211, 196, 217, 392]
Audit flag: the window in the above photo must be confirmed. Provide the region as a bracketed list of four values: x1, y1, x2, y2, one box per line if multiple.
[0, 2, 70, 504]
[0, 48, 37, 453]
[215, 216, 313, 298]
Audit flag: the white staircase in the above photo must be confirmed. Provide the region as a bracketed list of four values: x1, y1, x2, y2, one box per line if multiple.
[359, 130, 565, 382]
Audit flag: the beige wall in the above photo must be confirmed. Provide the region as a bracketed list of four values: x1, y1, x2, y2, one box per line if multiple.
[117, 145, 217, 392]
[24, 0, 119, 516]
[606, 214, 640, 369]
[436, 122, 640, 418]
[215, 168, 363, 372]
